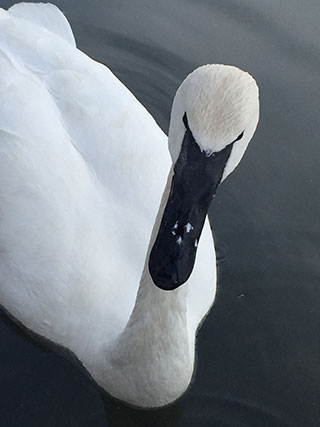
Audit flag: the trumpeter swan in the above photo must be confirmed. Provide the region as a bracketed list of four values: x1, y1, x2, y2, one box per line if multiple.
[0, 2, 259, 408]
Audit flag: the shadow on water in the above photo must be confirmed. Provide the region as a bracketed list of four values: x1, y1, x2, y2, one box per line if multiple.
[101, 393, 184, 427]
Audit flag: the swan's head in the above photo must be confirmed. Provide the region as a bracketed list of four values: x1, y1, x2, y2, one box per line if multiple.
[149, 64, 259, 291]
[169, 64, 259, 180]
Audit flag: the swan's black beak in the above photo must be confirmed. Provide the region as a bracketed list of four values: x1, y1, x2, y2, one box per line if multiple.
[149, 114, 234, 291]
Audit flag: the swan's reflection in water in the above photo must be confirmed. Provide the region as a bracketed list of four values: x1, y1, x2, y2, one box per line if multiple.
[102, 393, 184, 427]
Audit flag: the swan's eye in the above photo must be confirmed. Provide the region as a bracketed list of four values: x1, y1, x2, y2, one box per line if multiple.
[234, 131, 244, 142]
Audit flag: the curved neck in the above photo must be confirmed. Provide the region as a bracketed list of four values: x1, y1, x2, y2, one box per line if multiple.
[99, 167, 194, 408]
[127, 166, 188, 326]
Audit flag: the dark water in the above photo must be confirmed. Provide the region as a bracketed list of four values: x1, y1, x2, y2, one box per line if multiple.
[1, 0, 320, 425]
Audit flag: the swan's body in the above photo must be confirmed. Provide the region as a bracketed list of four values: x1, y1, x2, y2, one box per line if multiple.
[0, 3, 259, 408]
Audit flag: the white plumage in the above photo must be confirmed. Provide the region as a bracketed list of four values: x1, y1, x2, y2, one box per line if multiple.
[0, 2, 259, 407]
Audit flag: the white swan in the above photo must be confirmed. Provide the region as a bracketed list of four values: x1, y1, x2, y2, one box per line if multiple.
[0, 3, 259, 408]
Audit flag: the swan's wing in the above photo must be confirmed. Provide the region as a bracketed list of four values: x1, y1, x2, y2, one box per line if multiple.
[0, 4, 170, 348]
[8, 2, 76, 46]
[1, 2, 167, 200]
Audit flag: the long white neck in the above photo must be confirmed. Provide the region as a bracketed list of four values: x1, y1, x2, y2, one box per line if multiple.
[91, 167, 194, 408]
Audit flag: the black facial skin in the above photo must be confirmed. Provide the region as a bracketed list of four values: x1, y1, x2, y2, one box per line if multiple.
[149, 113, 241, 291]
